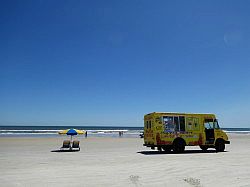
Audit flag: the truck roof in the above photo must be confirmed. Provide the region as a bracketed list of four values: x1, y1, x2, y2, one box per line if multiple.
[145, 112, 215, 116]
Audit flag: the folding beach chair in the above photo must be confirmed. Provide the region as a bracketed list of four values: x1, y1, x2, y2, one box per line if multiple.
[60, 140, 71, 150]
[72, 140, 80, 151]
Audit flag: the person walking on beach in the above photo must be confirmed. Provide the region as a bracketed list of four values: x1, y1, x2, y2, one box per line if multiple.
[85, 131, 88, 138]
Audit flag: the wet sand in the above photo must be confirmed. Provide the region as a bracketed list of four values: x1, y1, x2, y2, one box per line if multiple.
[0, 134, 250, 187]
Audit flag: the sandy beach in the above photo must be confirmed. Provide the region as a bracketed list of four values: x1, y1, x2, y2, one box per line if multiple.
[0, 134, 250, 187]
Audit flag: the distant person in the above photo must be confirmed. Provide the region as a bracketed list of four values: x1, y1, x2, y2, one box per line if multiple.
[119, 131, 122, 137]
[85, 131, 88, 138]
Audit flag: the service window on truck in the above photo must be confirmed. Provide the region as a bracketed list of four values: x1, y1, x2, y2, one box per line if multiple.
[163, 116, 185, 132]
[163, 116, 174, 132]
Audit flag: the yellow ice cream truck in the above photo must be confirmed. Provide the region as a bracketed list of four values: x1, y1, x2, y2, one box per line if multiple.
[143, 112, 230, 153]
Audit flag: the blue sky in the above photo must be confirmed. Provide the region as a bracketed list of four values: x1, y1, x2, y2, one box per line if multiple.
[1, 1, 250, 127]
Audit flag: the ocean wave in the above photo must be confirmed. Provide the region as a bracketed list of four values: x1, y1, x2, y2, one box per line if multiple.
[0, 130, 61, 132]
[0, 132, 57, 135]
[224, 130, 250, 134]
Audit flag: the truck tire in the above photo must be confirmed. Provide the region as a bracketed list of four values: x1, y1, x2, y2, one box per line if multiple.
[215, 139, 225, 152]
[173, 139, 185, 153]
[199, 145, 208, 151]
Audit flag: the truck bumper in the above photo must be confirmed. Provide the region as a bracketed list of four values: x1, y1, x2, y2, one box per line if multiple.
[225, 140, 230, 144]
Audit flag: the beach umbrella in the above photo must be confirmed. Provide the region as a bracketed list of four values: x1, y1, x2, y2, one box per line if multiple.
[58, 129, 85, 142]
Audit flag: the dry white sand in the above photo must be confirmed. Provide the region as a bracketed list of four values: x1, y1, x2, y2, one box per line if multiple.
[0, 134, 250, 187]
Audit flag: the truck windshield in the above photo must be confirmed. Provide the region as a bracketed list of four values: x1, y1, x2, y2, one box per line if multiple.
[205, 119, 220, 129]
[214, 119, 220, 129]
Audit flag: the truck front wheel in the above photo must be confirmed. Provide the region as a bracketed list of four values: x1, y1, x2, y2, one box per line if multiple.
[215, 139, 225, 152]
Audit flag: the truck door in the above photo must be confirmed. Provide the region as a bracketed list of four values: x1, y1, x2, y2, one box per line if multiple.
[204, 119, 215, 144]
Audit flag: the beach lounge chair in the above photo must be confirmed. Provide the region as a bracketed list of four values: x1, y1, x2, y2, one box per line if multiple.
[72, 140, 80, 151]
[61, 140, 71, 150]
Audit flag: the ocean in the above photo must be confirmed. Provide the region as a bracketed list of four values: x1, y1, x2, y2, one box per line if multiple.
[0, 126, 143, 138]
[0, 126, 249, 137]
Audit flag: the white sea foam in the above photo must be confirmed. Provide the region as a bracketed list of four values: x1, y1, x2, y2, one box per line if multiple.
[224, 130, 250, 134]
[0, 132, 57, 135]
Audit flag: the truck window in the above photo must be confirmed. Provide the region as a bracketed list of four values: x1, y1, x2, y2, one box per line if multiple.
[179, 116, 185, 131]
[214, 119, 220, 129]
[204, 119, 214, 129]
[174, 117, 179, 131]
[163, 116, 174, 132]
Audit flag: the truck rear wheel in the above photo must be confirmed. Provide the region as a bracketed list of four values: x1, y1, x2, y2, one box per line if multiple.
[173, 139, 185, 153]
[215, 139, 225, 152]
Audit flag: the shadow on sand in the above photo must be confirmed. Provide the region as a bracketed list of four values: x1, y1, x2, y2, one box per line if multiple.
[137, 150, 228, 155]
[51, 149, 80, 153]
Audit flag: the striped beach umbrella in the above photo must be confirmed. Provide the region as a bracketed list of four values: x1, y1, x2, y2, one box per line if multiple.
[58, 129, 85, 141]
